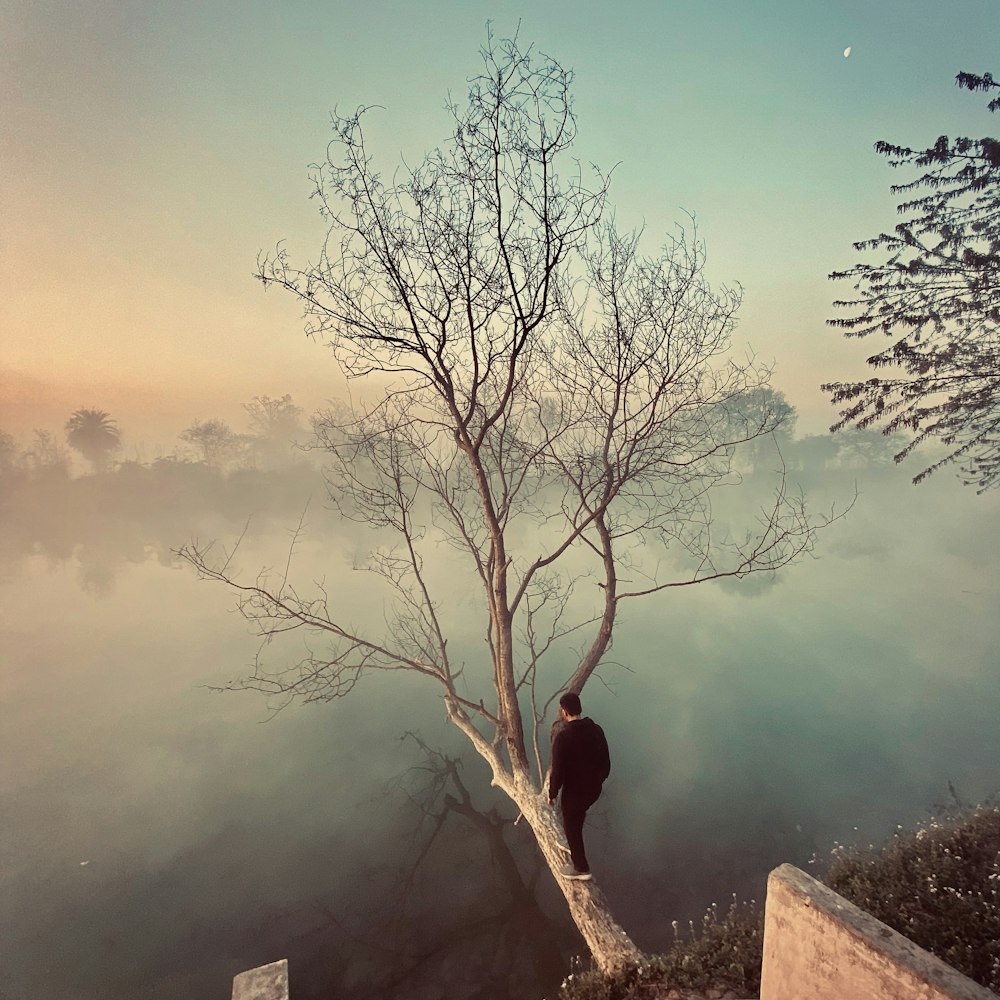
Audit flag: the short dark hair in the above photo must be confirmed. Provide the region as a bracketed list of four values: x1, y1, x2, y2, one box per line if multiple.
[559, 692, 582, 717]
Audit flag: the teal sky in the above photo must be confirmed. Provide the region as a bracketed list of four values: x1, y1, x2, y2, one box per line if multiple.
[3, 0, 998, 444]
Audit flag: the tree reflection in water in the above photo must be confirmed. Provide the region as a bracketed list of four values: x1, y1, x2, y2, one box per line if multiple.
[245, 736, 577, 1000]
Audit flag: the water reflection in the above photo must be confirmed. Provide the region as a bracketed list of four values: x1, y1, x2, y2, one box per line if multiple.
[2, 434, 1000, 998]
[249, 736, 575, 1000]
[0, 556, 573, 1000]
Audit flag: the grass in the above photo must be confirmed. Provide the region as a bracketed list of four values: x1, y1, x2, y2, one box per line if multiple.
[826, 801, 1000, 992]
[557, 800, 1000, 1000]
[555, 897, 763, 1000]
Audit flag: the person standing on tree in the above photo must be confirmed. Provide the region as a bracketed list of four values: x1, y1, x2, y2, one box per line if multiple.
[548, 692, 611, 881]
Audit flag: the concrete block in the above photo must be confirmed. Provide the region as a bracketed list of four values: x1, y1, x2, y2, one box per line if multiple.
[232, 958, 289, 1000]
[760, 864, 995, 1000]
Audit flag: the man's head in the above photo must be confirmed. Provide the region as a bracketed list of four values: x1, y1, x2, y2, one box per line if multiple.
[558, 692, 582, 720]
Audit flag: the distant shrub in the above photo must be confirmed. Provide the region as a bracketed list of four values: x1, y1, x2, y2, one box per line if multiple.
[825, 802, 1000, 992]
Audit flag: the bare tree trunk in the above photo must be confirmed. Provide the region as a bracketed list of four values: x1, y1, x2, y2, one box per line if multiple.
[509, 784, 644, 974]
[449, 709, 642, 973]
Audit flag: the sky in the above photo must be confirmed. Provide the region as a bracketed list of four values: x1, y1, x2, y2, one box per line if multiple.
[3, 0, 998, 449]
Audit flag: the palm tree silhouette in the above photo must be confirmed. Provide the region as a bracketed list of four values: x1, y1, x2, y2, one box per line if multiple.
[65, 409, 121, 473]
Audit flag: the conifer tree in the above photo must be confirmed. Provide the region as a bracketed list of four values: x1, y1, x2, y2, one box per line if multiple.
[826, 72, 1000, 491]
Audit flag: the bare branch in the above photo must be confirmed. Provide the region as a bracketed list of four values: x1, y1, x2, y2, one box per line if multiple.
[188, 29, 841, 975]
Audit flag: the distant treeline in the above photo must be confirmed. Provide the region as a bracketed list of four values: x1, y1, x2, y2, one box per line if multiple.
[0, 394, 321, 589]
[0, 390, 904, 590]
[2, 393, 309, 477]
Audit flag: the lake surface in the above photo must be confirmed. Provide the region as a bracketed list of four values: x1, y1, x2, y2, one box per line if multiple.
[2, 458, 999, 999]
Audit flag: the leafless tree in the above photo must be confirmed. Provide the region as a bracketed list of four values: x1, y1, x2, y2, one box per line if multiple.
[179, 418, 250, 471]
[244, 394, 303, 438]
[244, 394, 305, 469]
[180, 31, 834, 973]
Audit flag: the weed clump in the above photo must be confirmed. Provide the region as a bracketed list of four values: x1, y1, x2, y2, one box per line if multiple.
[556, 897, 763, 1000]
[558, 800, 1000, 1000]
[825, 802, 1000, 992]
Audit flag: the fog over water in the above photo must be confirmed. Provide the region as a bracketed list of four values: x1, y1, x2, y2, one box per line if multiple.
[6, 3, 1000, 996]
[2, 433, 999, 999]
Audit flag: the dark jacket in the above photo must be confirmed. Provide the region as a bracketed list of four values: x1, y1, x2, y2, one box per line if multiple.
[548, 717, 611, 801]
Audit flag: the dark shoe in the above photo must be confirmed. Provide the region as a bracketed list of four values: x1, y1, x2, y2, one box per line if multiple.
[559, 863, 592, 881]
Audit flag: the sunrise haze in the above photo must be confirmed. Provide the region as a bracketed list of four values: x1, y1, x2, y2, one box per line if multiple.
[5, 0, 997, 448]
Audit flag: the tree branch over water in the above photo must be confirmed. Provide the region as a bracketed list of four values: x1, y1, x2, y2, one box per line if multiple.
[180, 28, 844, 973]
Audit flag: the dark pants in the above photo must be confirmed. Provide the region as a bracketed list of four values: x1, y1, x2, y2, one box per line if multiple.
[560, 784, 602, 873]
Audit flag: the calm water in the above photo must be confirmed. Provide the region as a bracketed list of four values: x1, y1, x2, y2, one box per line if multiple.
[3, 458, 999, 999]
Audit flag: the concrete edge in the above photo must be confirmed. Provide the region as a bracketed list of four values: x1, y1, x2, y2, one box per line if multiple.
[768, 864, 997, 1000]
[232, 958, 289, 1000]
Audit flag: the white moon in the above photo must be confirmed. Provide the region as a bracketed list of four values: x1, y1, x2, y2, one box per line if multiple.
[843, 46, 852, 58]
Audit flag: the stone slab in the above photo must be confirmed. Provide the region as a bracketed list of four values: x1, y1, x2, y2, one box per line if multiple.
[232, 958, 289, 1000]
[760, 864, 996, 1000]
